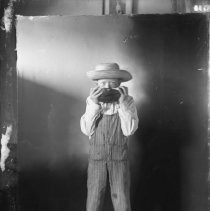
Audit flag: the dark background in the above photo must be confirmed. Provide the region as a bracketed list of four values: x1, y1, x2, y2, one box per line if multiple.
[17, 15, 208, 211]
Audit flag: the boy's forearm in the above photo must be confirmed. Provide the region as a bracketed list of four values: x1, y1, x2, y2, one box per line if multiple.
[80, 96, 102, 137]
[118, 96, 139, 136]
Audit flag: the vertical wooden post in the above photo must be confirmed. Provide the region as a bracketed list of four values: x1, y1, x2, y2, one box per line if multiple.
[178, 0, 186, 12]
[207, 13, 210, 211]
[104, 0, 110, 15]
[126, 0, 133, 15]
[103, 0, 133, 15]
[171, 0, 178, 12]
[0, 0, 18, 210]
[184, 0, 192, 12]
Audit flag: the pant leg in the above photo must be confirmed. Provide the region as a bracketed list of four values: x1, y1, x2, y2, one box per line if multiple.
[108, 161, 131, 211]
[86, 160, 107, 211]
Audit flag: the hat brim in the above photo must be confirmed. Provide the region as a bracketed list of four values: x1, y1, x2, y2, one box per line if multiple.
[87, 69, 132, 82]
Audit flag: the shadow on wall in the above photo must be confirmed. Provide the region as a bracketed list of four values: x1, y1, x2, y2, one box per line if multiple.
[128, 15, 208, 211]
[18, 78, 89, 211]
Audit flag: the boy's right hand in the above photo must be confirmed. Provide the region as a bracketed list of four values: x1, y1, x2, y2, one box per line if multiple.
[90, 86, 103, 104]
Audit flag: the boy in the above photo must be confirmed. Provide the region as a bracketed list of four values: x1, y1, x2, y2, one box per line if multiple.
[80, 63, 139, 211]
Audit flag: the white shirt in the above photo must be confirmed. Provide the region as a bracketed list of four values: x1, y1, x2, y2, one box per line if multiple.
[80, 96, 139, 138]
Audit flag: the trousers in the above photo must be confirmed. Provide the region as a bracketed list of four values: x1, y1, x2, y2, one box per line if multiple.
[86, 160, 131, 211]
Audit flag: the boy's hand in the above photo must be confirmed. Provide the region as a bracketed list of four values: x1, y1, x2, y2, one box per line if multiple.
[117, 86, 128, 104]
[90, 86, 103, 104]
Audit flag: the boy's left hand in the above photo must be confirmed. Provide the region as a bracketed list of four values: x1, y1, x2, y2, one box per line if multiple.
[117, 86, 128, 104]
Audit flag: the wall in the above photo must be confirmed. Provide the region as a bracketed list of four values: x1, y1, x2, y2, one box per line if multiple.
[16, 0, 175, 16]
[134, 0, 173, 13]
[16, 14, 208, 211]
[16, 0, 103, 16]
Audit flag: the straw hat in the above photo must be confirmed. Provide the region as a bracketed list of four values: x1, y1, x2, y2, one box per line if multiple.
[87, 63, 132, 82]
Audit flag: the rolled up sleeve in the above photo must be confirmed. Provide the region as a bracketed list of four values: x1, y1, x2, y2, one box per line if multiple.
[118, 96, 139, 137]
[80, 97, 102, 138]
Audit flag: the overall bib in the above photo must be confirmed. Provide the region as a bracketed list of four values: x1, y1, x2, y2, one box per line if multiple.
[86, 113, 131, 211]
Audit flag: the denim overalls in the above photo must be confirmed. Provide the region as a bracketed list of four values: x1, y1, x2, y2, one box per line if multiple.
[87, 113, 131, 211]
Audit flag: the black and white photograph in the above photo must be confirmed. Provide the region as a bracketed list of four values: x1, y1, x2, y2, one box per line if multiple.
[0, 1, 209, 211]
